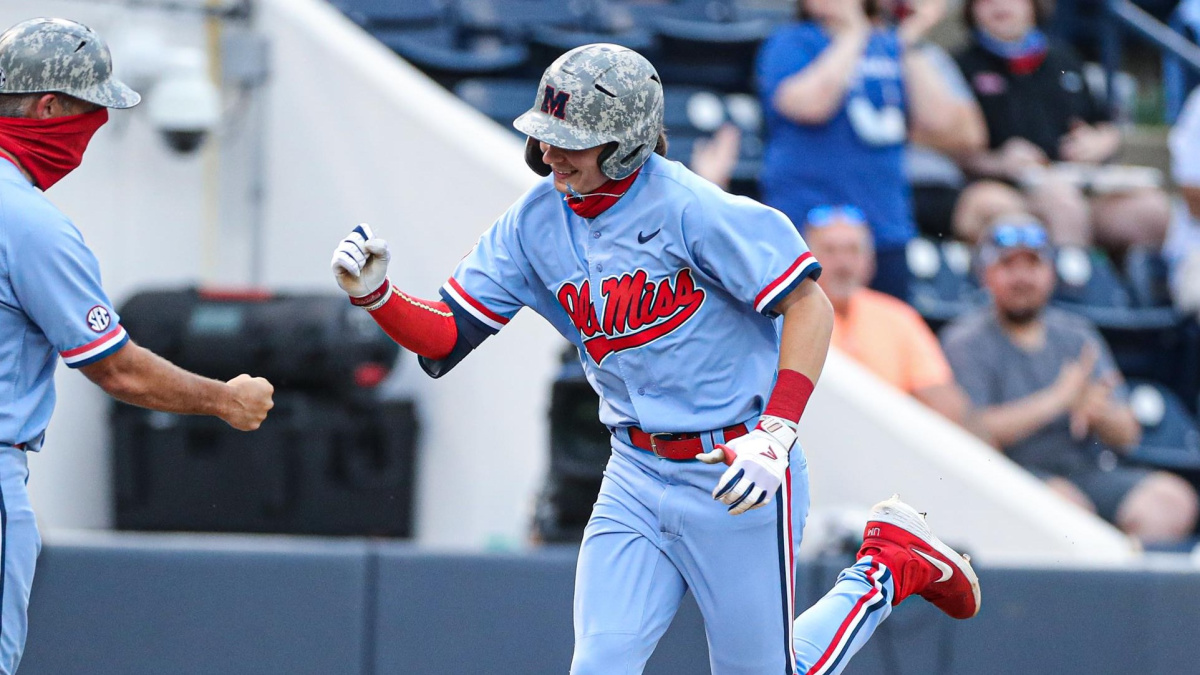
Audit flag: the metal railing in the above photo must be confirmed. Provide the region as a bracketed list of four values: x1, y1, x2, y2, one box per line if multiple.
[1101, 0, 1200, 122]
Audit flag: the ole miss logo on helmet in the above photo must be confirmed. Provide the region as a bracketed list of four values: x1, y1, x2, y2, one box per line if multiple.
[557, 268, 706, 364]
[541, 86, 570, 119]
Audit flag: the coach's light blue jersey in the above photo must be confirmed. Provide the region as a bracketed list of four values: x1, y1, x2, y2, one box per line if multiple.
[435, 154, 820, 432]
[0, 159, 127, 450]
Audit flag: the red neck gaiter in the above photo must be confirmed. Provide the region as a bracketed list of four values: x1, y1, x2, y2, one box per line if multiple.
[0, 108, 109, 190]
[567, 168, 642, 219]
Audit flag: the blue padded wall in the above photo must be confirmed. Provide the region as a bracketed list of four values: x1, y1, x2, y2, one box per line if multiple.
[20, 534, 372, 675]
[16, 535, 1200, 674]
[371, 544, 713, 674]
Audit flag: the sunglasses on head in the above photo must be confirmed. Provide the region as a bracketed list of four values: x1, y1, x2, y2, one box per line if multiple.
[990, 222, 1049, 250]
[806, 205, 867, 228]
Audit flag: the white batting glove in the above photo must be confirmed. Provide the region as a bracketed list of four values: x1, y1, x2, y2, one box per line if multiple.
[697, 415, 795, 516]
[331, 223, 391, 299]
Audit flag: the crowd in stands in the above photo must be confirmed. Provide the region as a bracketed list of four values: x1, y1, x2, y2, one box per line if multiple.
[754, 0, 1200, 546]
[942, 216, 1198, 544]
[756, 0, 1200, 546]
[335, 0, 1200, 548]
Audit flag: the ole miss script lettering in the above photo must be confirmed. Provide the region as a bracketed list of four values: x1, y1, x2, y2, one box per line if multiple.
[557, 268, 706, 364]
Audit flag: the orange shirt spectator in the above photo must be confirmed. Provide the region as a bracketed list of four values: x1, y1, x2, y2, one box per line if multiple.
[805, 205, 969, 424]
[830, 287, 955, 395]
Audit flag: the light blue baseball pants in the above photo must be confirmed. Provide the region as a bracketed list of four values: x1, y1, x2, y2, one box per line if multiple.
[570, 432, 894, 675]
[0, 446, 39, 675]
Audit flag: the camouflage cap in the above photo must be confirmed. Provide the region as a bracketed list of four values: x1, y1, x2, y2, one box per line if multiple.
[514, 43, 663, 180]
[0, 18, 140, 109]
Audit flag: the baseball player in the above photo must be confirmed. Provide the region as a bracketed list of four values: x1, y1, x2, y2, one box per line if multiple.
[0, 18, 274, 673]
[332, 44, 979, 675]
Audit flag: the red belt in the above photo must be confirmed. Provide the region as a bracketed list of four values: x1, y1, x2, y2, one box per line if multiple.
[627, 423, 749, 460]
[11, 443, 24, 450]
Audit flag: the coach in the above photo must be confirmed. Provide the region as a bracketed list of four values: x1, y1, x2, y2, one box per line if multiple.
[0, 18, 273, 673]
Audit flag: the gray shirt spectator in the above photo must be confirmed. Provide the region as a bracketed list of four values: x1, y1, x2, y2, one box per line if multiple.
[940, 215, 1197, 545]
[941, 306, 1125, 477]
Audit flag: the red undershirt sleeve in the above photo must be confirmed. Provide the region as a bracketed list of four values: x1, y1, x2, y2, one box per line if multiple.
[356, 282, 457, 361]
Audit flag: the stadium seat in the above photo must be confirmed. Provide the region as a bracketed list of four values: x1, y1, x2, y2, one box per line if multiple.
[1127, 379, 1200, 471]
[458, 0, 571, 41]
[1044, 245, 1200, 405]
[333, 0, 444, 29]
[1051, 246, 1133, 309]
[649, 1, 775, 91]
[657, 87, 763, 194]
[528, 24, 657, 54]
[1123, 245, 1174, 308]
[501, 0, 658, 74]
[662, 87, 761, 136]
[907, 238, 983, 333]
[1070, 305, 1197, 406]
[654, 36, 768, 91]
[454, 79, 537, 127]
[375, 27, 530, 87]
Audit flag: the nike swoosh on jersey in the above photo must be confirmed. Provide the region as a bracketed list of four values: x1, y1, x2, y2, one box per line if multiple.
[637, 229, 661, 244]
[913, 548, 954, 583]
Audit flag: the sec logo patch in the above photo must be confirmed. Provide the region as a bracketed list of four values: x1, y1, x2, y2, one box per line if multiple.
[87, 306, 111, 333]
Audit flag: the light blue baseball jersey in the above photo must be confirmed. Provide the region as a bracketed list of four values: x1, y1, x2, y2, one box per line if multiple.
[418, 153, 901, 675]
[428, 153, 821, 433]
[0, 158, 128, 450]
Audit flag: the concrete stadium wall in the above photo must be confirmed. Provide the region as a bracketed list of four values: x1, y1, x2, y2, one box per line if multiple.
[0, 0, 1135, 562]
[18, 532, 1200, 675]
[0, 0, 559, 549]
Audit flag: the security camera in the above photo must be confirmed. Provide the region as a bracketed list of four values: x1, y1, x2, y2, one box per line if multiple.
[146, 48, 220, 154]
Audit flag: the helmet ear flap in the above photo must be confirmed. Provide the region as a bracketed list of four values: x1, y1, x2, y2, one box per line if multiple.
[599, 141, 647, 180]
[525, 137, 551, 177]
[597, 143, 618, 180]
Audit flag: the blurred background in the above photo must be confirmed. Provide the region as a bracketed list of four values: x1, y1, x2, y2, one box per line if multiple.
[5, 0, 1200, 673]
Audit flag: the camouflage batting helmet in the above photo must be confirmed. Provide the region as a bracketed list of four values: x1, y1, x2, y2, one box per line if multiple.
[0, 18, 140, 109]
[514, 43, 664, 181]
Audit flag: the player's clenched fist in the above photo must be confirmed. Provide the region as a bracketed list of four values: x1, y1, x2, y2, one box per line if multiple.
[331, 223, 391, 298]
[697, 415, 795, 516]
[221, 374, 275, 431]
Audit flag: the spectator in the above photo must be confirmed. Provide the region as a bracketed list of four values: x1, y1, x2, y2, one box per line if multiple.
[757, 0, 979, 300]
[1166, 84, 1200, 314]
[904, 42, 990, 241]
[876, 0, 991, 241]
[689, 122, 742, 190]
[941, 216, 1198, 545]
[805, 205, 973, 425]
[952, 0, 1171, 253]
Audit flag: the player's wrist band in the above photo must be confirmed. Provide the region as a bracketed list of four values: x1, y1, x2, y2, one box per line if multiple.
[762, 369, 815, 425]
[351, 278, 392, 310]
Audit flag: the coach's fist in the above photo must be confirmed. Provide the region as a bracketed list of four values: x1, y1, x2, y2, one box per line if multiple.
[697, 415, 795, 516]
[221, 374, 275, 431]
[332, 223, 391, 298]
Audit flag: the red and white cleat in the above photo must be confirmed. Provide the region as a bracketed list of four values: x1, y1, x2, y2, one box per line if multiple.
[857, 495, 981, 620]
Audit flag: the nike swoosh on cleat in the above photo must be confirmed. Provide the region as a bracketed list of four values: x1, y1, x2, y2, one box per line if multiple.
[913, 549, 954, 583]
[637, 229, 661, 244]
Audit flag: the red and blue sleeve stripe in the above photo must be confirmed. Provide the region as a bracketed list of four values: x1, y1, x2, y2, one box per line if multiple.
[755, 252, 822, 317]
[441, 278, 512, 334]
[60, 325, 129, 368]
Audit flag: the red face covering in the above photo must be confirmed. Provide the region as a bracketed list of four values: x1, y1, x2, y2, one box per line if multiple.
[566, 168, 642, 219]
[0, 108, 109, 190]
